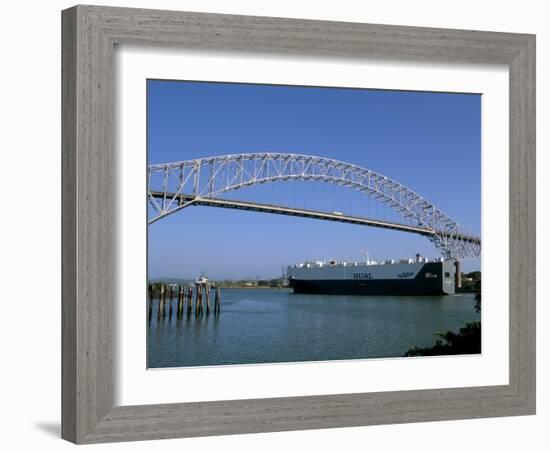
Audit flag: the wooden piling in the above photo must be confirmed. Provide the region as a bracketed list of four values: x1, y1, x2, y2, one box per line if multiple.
[205, 285, 211, 315]
[214, 286, 221, 315]
[148, 284, 153, 321]
[169, 285, 174, 319]
[178, 285, 184, 317]
[195, 284, 203, 317]
[186, 285, 193, 317]
[213, 287, 217, 315]
[201, 285, 205, 316]
[153, 283, 222, 319]
[163, 284, 167, 318]
[158, 284, 165, 319]
[195, 284, 199, 317]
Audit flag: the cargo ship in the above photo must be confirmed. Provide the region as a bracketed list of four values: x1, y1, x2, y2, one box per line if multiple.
[287, 254, 455, 295]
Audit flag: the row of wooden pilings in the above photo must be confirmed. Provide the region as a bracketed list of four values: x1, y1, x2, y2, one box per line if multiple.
[148, 283, 221, 321]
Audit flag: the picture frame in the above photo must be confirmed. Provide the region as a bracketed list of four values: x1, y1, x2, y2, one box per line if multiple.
[61, 5, 535, 444]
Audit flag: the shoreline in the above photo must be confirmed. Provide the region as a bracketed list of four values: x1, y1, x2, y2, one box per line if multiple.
[218, 285, 291, 290]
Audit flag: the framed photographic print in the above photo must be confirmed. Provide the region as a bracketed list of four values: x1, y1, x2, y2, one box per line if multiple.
[62, 5, 536, 444]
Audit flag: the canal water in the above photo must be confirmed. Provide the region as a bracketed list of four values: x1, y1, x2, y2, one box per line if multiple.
[147, 288, 480, 368]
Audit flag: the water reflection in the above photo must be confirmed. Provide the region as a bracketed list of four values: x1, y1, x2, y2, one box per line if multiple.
[147, 289, 479, 368]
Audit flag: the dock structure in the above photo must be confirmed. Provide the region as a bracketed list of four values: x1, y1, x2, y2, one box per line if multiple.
[149, 281, 220, 322]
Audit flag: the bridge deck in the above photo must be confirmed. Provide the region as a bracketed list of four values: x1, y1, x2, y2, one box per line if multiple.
[149, 193, 480, 245]
[150, 192, 438, 234]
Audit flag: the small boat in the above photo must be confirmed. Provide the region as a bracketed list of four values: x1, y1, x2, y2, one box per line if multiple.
[195, 275, 209, 285]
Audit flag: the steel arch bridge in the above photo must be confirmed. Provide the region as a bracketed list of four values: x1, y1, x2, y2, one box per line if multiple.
[148, 153, 480, 260]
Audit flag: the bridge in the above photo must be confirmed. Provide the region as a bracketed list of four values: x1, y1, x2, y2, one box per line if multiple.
[147, 153, 481, 260]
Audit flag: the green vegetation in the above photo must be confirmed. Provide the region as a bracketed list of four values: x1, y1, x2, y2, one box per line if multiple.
[404, 274, 481, 357]
[404, 321, 481, 356]
[457, 270, 481, 292]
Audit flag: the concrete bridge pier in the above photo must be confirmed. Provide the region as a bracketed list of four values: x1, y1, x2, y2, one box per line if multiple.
[454, 260, 462, 289]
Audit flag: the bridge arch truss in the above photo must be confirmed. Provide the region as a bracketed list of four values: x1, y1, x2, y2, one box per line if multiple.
[148, 153, 480, 260]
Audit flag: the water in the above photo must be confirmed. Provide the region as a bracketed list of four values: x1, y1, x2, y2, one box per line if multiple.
[147, 289, 480, 368]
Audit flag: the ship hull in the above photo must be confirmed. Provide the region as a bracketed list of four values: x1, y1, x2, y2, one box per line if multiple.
[288, 261, 455, 296]
[290, 278, 448, 295]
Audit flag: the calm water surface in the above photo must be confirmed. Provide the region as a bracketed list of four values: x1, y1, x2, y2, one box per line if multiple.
[147, 288, 479, 368]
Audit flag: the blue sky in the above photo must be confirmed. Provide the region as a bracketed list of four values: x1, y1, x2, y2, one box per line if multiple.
[147, 80, 481, 279]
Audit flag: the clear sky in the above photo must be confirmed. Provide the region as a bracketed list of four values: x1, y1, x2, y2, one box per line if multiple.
[147, 80, 481, 279]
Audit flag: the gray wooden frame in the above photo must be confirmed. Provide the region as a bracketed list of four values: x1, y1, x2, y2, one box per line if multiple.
[62, 5, 536, 444]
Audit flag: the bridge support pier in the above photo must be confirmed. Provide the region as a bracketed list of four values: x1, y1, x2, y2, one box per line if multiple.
[454, 260, 462, 290]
